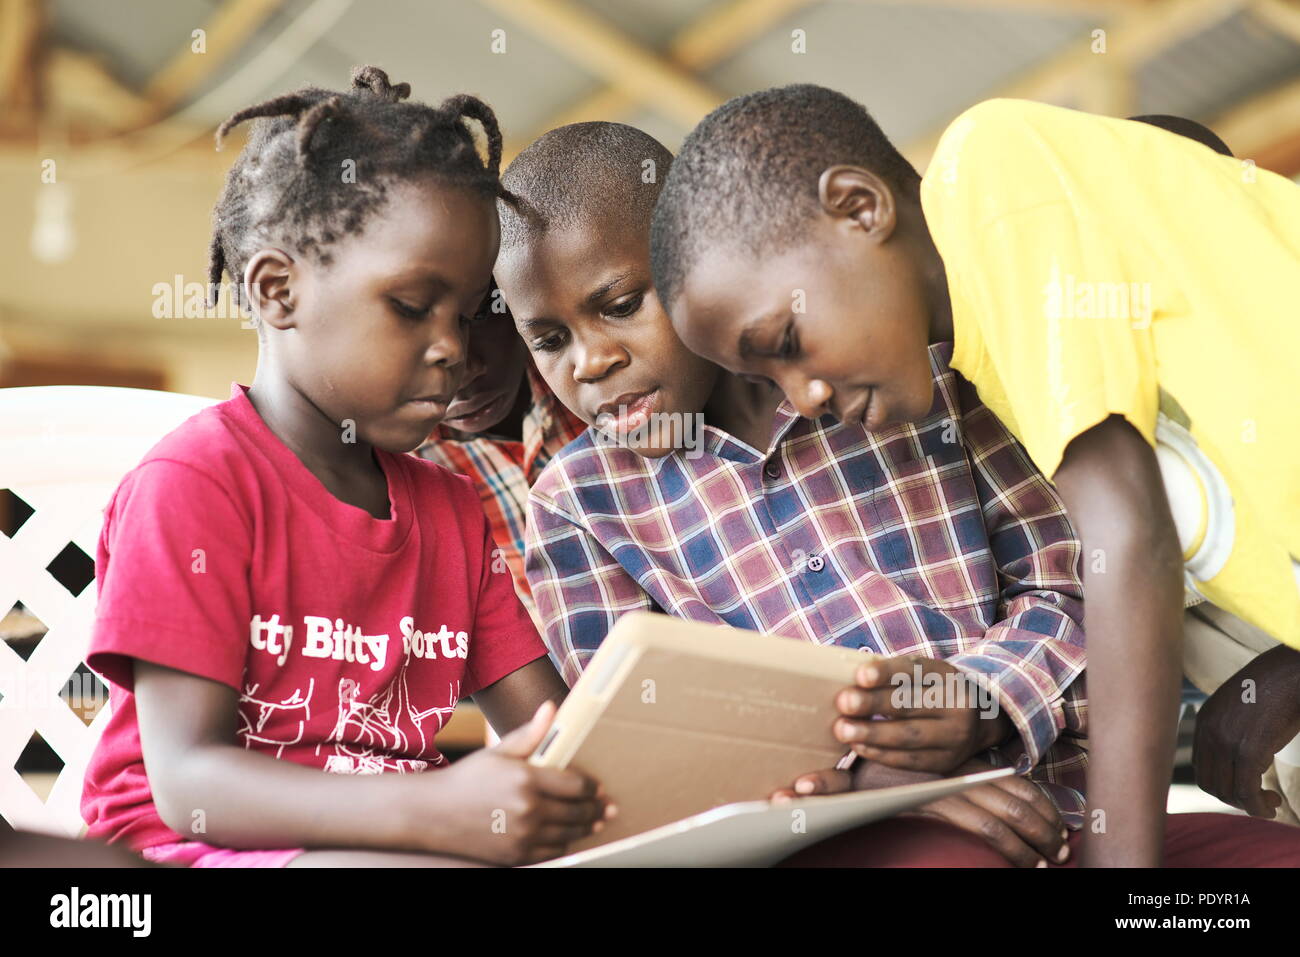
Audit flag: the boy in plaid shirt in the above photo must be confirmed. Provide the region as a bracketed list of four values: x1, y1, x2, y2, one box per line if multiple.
[494, 119, 1300, 869]
[649, 88, 1300, 865]
[495, 121, 1087, 867]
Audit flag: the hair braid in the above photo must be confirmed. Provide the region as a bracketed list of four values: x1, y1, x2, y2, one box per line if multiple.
[441, 93, 504, 178]
[350, 64, 410, 102]
[205, 66, 507, 316]
[296, 95, 345, 164]
[215, 91, 324, 150]
[205, 233, 226, 308]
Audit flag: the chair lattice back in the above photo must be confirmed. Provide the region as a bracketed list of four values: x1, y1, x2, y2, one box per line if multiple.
[0, 386, 216, 835]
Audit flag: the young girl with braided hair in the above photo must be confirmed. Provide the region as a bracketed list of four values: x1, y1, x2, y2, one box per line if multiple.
[80, 66, 610, 868]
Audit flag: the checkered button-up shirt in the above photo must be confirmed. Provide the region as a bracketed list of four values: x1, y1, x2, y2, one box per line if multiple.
[525, 343, 1089, 819]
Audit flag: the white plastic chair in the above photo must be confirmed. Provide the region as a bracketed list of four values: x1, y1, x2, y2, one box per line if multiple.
[0, 386, 216, 836]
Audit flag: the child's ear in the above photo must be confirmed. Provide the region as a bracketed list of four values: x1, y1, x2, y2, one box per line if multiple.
[817, 165, 898, 242]
[244, 248, 298, 330]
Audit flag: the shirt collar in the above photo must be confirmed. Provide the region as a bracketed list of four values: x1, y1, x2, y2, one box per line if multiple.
[697, 399, 803, 464]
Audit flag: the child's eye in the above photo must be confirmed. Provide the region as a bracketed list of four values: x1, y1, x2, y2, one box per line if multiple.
[390, 297, 430, 320]
[531, 331, 566, 353]
[604, 294, 643, 319]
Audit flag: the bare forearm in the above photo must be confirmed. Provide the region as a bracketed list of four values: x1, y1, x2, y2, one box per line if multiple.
[1053, 416, 1190, 866]
[472, 655, 568, 736]
[150, 745, 425, 851]
[1079, 532, 1184, 866]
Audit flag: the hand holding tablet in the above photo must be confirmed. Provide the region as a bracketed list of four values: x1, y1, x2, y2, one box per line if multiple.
[530, 612, 1011, 864]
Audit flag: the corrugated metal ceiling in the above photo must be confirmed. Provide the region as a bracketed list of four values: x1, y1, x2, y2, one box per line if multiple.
[48, 0, 1300, 151]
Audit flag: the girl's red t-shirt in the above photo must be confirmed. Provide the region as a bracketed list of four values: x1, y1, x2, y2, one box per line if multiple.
[81, 383, 547, 851]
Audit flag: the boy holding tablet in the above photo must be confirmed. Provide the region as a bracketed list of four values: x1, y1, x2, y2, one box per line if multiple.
[648, 86, 1300, 865]
[496, 121, 1088, 867]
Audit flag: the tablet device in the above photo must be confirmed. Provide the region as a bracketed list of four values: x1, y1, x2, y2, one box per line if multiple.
[532, 766, 1015, 867]
[529, 611, 878, 852]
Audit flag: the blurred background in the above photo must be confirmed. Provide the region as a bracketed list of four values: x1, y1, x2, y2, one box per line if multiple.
[1, 0, 1299, 399]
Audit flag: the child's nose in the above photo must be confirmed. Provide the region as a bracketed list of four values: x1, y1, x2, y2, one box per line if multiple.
[423, 321, 467, 369]
[789, 395, 825, 420]
[787, 375, 831, 419]
[572, 336, 626, 382]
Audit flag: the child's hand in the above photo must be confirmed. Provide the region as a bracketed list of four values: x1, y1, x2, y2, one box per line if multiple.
[833, 657, 1012, 773]
[908, 759, 1069, 868]
[1194, 645, 1300, 818]
[769, 758, 1064, 866]
[769, 762, 940, 802]
[409, 701, 613, 866]
[769, 767, 852, 802]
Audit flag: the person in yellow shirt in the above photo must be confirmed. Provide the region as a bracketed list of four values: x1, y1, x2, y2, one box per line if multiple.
[1121, 115, 1300, 831]
[648, 84, 1300, 867]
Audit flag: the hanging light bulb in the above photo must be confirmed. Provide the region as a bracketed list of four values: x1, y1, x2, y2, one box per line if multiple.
[30, 182, 76, 264]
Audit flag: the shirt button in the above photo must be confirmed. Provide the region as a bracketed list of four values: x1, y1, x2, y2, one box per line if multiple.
[807, 554, 825, 572]
[763, 460, 780, 480]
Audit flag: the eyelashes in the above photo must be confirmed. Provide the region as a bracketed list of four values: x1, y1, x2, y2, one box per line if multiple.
[389, 299, 481, 326]
[528, 292, 645, 354]
[389, 297, 430, 320]
[529, 329, 563, 352]
[603, 292, 643, 319]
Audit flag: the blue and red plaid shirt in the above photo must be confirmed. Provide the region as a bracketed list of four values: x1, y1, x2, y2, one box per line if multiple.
[525, 343, 1089, 820]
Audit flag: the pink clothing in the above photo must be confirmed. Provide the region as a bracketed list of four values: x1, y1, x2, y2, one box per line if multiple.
[82, 383, 547, 856]
[140, 841, 304, 868]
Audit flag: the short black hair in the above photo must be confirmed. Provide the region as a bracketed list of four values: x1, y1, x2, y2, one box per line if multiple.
[499, 121, 673, 250]
[1127, 114, 1233, 156]
[208, 65, 506, 309]
[649, 84, 918, 309]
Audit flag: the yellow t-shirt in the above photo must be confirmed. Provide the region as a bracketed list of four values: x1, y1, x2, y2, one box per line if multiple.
[920, 98, 1300, 648]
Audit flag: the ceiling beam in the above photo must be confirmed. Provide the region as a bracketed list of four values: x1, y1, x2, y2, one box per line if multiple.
[523, 0, 817, 145]
[0, 0, 46, 131]
[478, 0, 729, 145]
[26, 0, 352, 183]
[140, 0, 289, 120]
[48, 48, 164, 131]
[671, 0, 819, 68]
[901, 0, 1247, 169]
[1211, 73, 1300, 174]
[884, 0, 1150, 12]
[1249, 0, 1300, 44]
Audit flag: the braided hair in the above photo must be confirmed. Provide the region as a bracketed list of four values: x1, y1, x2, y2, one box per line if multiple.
[207, 65, 508, 308]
